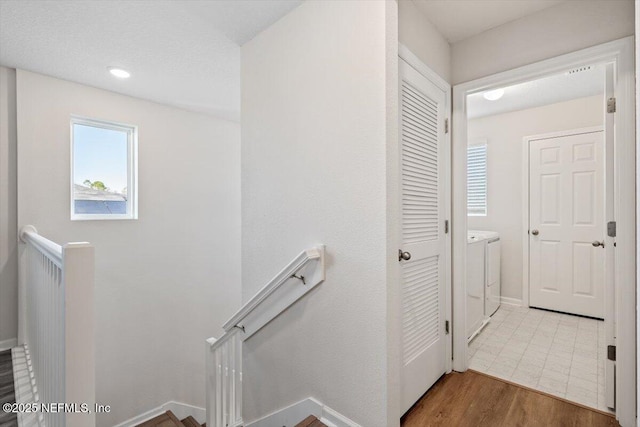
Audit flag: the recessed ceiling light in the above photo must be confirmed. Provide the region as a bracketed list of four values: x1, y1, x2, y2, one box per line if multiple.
[483, 88, 504, 101]
[108, 67, 130, 79]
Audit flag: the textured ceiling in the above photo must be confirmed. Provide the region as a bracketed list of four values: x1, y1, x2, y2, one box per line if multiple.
[411, 0, 565, 43]
[467, 64, 605, 119]
[1, 0, 582, 120]
[0, 0, 303, 121]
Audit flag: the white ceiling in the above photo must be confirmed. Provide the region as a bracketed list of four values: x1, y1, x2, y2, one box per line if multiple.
[1, 0, 580, 120]
[411, 0, 566, 43]
[467, 64, 605, 119]
[0, 0, 303, 121]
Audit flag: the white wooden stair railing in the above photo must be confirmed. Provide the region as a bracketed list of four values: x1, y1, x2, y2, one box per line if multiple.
[206, 245, 326, 427]
[19, 225, 96, 427]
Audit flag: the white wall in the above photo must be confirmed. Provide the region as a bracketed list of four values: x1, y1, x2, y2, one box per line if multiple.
[241, 1, 397, 426]
[398, 0, 451, 82]
[15, 70, 241, 426]
[468, 95, 603, 302]
[0, 66, 17, 346]
[452, 0, 634, 84]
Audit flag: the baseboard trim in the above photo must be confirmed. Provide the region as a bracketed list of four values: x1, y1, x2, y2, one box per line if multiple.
[320, 404, 361, 427]
[112, 401, 205, 427]
[245, 397, 361, 427]
[0, 337, 17, 352]
[164, 402, 205, 424]
[500, 296, 523, 307]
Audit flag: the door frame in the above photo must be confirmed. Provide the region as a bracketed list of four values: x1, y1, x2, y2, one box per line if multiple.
[451, 37, 635, 426]
[398, 43, 453, 373]
[521, 126, 605, 309]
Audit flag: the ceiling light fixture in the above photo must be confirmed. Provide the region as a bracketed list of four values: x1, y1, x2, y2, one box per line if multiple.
[483, 88, 504, 101]
[108, 67, 130, 79]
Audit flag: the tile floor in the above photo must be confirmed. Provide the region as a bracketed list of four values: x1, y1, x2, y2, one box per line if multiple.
[468, 304, 610, 413]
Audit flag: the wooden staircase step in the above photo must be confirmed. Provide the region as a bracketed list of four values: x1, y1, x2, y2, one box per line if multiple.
[136, 410, 185, 427]
[295, 415, 328, 427]
[180, 415, 202, 427]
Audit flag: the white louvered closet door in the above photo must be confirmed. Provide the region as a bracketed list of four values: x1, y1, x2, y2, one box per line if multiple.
[399, 59, 447, 414]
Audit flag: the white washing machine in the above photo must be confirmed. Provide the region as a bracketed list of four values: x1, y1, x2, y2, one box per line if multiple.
[466, 233, 486, 339]
[484, 232, 501, 316]
[468, 230, 501, 317]
[467, 230, 501, 341]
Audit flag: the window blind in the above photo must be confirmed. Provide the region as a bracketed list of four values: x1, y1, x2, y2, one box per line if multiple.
[467, 144, 487, 216]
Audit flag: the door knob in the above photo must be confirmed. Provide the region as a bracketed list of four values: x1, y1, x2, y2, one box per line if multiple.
[398, 250, 412, 261]
[531, 229, 539, 236]
[592, 240, 605, 248]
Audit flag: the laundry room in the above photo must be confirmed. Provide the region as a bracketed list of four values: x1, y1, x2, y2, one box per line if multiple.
[464, 64, 612, 412]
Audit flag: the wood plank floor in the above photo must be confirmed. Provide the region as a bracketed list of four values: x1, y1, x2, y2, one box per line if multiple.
[0, 349, 17, 427]
[136, 411, 185, 427]
[401, 370, 618, 427]
[295, 415, 328, 427]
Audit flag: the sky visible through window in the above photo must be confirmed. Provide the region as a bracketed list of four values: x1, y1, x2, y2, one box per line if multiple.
[73, 124, 128, 195]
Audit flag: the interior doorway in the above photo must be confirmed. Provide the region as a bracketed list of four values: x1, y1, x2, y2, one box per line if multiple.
[451, 37, 635, 426]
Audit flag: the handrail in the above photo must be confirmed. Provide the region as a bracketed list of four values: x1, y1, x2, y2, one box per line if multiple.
[222, 246, 325, 334]
[19, 225, 96, 427]
[209, 245, 325, 350]
[19, 225, 64, 267]
[206, 245, 325, 427]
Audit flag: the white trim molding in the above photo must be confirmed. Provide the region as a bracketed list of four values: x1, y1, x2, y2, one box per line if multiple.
[500, 296, 523, 308]
[452, 37, 635, 426]
[399, 44, 450, 92]
[112, 401, 205, 427]
[245, 397, 361, 427]
[0, 338, 17, 352]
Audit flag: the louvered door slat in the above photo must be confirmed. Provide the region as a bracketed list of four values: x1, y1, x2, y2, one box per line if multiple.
[400, 57, 448, 414]
[402, 258, 440, 364]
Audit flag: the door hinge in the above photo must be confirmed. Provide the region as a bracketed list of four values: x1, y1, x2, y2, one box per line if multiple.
[445, 320, 450, 335]
[445, 220, 449, 234]
[607, 97, 616, 113]
[607, 221, 616, 237]
[444, 118, 449, 134]
[607, 345, 616, 361]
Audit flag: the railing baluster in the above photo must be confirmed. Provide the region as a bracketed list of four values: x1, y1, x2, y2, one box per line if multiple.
[216, 350, 222, 427]
[207, 329, 243, 427]
[19, 226, 95, 427]
[230, 333, 235, 423]
[235, 332, 242, 424]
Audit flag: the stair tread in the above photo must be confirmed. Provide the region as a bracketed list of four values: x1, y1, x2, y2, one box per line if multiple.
[295, 415, 328, 427]
[136, 410, 185, 427]
[180, 415, 201, 427]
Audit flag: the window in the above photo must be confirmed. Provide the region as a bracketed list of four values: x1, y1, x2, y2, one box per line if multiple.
[71, 117, 137, 220]
[467, 142, 487, 216]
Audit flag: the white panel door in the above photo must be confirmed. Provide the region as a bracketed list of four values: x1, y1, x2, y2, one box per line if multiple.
[399, 59, 447, 414]
[529, 130, 605, 318]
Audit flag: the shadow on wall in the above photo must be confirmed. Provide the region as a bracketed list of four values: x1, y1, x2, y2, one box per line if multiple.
[0, 65, 18, 344]
[0, 246, 18, 342]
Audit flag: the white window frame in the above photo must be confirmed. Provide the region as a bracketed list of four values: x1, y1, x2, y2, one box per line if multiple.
[70, 116, 138, 220]
[467, 139, 487, 217]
